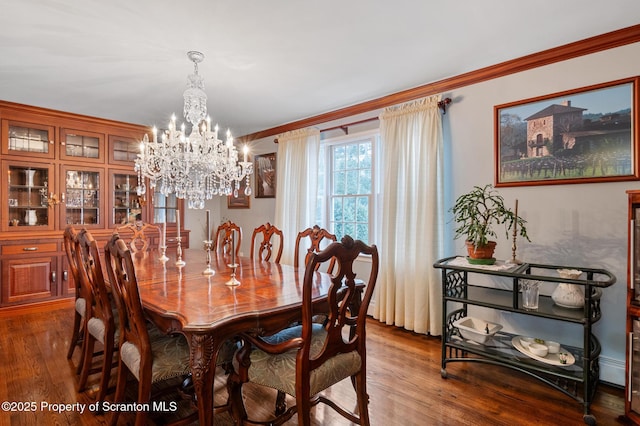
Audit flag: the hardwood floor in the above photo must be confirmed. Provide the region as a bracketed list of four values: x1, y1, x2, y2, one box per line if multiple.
[0, 300, 628, 425]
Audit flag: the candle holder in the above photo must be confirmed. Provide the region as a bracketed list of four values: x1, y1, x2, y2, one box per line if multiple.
[202, 240, 215, 275]
[506, 224, 522, 265]
[158, 245, 169, 262]
[175, 236, 186, 267]
[225, 263, 240, 286]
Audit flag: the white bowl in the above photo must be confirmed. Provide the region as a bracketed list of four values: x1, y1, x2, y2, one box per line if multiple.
[453, 316, 502, 345]
[520, 337, 535, 349]
[547, 341, 560, 354]
[528, 343, 549, 357]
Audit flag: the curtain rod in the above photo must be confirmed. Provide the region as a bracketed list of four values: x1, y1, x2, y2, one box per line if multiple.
[273, 97, 452, 143]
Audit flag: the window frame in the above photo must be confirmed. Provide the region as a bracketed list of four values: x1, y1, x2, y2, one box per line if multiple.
[318, 129, 379, 246]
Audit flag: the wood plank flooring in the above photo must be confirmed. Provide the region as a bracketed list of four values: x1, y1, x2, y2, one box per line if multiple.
[0, 300, 629, 425]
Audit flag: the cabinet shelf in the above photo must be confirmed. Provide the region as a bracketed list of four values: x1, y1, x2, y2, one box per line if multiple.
[434, 256, 615, 425]
[446, 284, 601, 324]
[444, 322, 589, 381]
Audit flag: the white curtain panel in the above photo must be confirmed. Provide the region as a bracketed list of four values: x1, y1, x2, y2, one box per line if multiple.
[274, 127, 321, 265]
[373, 95, 445, 335]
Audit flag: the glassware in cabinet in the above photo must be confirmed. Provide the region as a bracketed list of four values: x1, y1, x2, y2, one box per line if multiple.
[110, 171, 143, 226]
[62, 166, 104, 227]
[4, 161, 55, 230]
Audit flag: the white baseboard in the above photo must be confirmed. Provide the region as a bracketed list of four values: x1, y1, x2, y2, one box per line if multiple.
[600, 355, 625, 387]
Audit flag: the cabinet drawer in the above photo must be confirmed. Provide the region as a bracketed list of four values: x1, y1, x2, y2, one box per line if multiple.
[1, 242, 58, 255]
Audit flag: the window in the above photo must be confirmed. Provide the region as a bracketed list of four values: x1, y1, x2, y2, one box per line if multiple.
[153, 191, 178, 225]
[317, 130, 379, 245]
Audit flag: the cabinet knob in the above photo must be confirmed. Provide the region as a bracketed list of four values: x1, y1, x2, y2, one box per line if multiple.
[22, 247, 38, 251]
[51, 271, 56, 283]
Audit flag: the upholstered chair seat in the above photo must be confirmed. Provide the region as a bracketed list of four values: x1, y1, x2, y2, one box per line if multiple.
[239, 324, 361, 397]
[119, 333, 191, 383]
[75, 297, 86, 320]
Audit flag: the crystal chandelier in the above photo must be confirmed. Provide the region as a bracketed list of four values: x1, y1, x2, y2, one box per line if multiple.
[135, 51, 253, 209]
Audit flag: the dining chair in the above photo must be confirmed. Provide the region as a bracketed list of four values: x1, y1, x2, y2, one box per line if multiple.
[228, 235, 379, 425]
[250, 222, 283, 263]
[115, 220, 161, 253]
[294, 225, 337, 273]
[63, 225, 86, 370]
[213, 220, 242, 258]
[75, 228, 118, 406]
[104, 234, 197, 426]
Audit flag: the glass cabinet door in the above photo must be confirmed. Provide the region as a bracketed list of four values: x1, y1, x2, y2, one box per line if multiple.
[1, 119, 55, 159]
[110, 171, 143, 226]
[62, 166, 104, 227]
[4, 161, 55, 230]
[59, 128, 105, 163]
[109, 134, 144, 166]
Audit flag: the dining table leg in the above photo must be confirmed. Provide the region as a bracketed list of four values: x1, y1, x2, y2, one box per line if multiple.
[189, 333, 218, 426]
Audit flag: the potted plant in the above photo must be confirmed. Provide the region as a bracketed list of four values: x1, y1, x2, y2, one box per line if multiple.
[450, 184, 530, 264]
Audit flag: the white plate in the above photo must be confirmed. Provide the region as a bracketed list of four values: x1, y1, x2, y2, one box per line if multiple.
[511, 336, 575, 366]
[553, 301, 583, 309]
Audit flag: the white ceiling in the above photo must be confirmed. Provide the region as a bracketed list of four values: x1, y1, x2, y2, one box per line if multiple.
[1, 1, 639, 137]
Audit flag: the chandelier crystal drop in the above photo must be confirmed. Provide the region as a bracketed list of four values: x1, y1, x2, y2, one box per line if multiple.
[135, 51, 253, 209]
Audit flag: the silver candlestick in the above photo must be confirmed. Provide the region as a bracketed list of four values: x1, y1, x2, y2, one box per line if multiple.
[225, 262, 240, 286]
[175, 236, 186, 267]
[202, 240, 215, 275]
[158, 245, 169, 262]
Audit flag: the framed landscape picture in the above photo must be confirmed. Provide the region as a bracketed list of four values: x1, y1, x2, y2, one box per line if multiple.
[495, 77, 639, 187]
[255, 152, 277, 198]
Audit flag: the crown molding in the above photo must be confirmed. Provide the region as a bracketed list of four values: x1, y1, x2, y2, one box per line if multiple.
[239, 24, 640, 142]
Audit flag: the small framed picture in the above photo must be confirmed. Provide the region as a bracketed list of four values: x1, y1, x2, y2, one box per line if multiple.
[228, 177, 251, 209]
[8, 199, 18, 207]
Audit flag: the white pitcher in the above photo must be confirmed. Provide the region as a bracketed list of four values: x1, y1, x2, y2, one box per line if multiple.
[552, 269, 584, 308]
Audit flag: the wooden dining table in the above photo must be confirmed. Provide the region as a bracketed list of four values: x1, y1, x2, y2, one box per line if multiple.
[128, 247, 336, 426]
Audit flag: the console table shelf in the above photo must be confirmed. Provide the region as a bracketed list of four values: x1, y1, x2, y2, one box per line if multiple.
[434, 256, 615, 425]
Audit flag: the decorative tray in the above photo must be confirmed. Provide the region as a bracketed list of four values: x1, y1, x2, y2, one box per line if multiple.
[511, 336, 575, 366]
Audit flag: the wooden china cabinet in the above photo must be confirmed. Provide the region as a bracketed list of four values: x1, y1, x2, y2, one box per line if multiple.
[0, 101, 189, 307]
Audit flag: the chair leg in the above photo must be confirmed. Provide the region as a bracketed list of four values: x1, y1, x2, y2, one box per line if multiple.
[296, 388, 312, 426]
[135, 374, 152, 426]
[77, 330, 96, 393]
[95, 335, 115, 406]
[67, 310, 82, 359]
[227, 372, 249, 423]
[110, 360, 128, 426]
[355, 372, 370, 426]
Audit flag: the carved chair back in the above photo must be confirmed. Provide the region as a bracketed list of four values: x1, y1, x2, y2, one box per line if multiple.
[294, 225, 337, 273]
[250, 222, 284, 263]
[213, 220, 242, 258]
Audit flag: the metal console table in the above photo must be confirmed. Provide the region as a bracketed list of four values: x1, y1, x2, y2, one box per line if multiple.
[433, 256, 616, 425]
